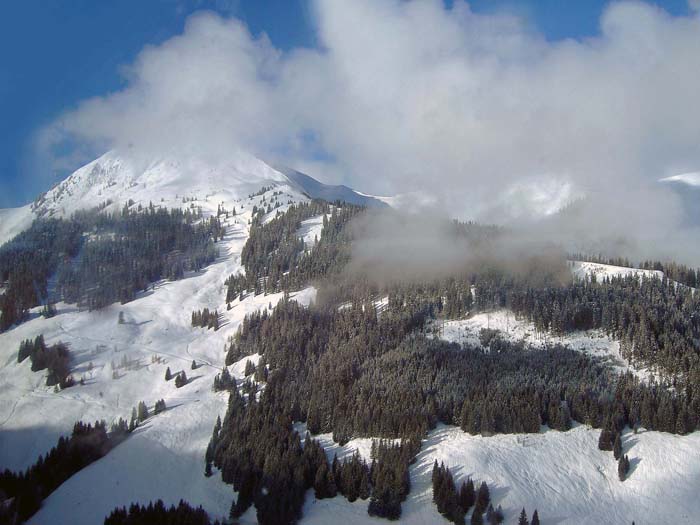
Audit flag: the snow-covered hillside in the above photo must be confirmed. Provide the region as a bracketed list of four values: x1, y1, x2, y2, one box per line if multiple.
[0, 177, 316, 523]
[0, 149, 385, 246]
[2, 151, 699, 525]
[434, 310, 652, 379]
[569, 260, 664, 282]
[301, 424, 700, 525]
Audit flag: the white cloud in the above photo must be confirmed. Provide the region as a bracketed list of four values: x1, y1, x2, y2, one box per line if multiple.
[38, 0, 700, 262]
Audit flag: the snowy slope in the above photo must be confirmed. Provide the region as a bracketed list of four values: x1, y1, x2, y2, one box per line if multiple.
[301, 424, 700, 525]
[0, 204, 34, 248]
[434, 311, 652, 379]
[0, 192, 315, 523]
[298, 214, 326, 248]
[0, 150, 387, 247]
[660, 172, 700, 186]
[569, 260, 663, 282]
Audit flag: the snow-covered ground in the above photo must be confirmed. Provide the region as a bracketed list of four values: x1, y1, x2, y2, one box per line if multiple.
[434, 310, 650, 379]
[2, 151, 698, 524]
[569, 260, 664, 282]
[0, 179, 316, 523]
[298, 214, 326, 248]
[0, 204, 34, 247]
[301, 423, 700, 525]
[660, 172, 700, 186]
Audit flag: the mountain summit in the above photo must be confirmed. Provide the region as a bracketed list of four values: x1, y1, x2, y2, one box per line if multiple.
[0, 150, 386, 245]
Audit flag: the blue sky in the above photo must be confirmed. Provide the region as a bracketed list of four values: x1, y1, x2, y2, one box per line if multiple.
[0, 0, 694, 207]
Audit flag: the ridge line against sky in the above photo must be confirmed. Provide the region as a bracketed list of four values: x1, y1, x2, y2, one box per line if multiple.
[0, 0, 696, 209]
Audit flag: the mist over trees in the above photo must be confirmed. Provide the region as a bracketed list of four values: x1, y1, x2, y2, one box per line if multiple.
[204, 202, 700, 524]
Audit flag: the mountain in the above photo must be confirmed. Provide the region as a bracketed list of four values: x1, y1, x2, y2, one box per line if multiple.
[2, 152, 700, 525]
[273, 165, 387, 208]
[0, 150, 386, 246]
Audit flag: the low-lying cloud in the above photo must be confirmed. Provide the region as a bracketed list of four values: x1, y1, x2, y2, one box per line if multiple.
[37, 0, 700, 263]
[347, 208, 571, 285]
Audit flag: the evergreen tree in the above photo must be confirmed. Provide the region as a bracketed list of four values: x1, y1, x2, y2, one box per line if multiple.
[531, 509, 540, 525]
[475, 481, 490, 513]
[470, 509, 484, 525]
[460, 478, 475, 512]
[165, 367, 172, 381]
[175, 371, 188, 388]
[137, 401, 149, 422]
[244, 359, 256, 377]
[613, 433, 622, 460]
[518, 508, 529, 525]
[618, 455, 630, 481]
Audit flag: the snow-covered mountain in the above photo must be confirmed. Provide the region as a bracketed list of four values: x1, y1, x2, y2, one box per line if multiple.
[0, 150, 386, 246]
[2, 152, 700, 525]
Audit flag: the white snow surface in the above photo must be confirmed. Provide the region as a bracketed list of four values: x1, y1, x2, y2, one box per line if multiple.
[1, 152, 698, 524]
[436, 310, 652, 380]
[0, 182, 314, 523]
[569, 260, 664, 282]
[301, 424, 700, 525]
[660, 172, 700, 186]
[0, 204, 34, 248]
[297, 214, 326, 248]
[29, 150, 293, 220]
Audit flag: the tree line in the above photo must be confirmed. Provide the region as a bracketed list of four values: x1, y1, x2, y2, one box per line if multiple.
[0, 203, 224, 330]
[0, 421, 118, 524]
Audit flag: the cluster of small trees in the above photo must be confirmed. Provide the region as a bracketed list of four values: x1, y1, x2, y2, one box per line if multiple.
[600, 428, 631, 482]
[1, 204, 225, 329]
[225, 200, 360, 300]
[0, 218, 83, 331]
[175, 372, 188, 388]
[104, 500, 217, 525]
[517, 508, 541, 525]
[432, 462, 497, 525]
[0, 421, 114, 524]
[205, 201, 700, 525]
[191, 308, 219, 330]
[366, 439, 417, 520]
[17, 335, 72, 388]
[212, 367, 235, 392]
[164, 367, 188, 388]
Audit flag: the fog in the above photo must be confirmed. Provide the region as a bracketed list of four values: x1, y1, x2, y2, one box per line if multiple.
[36, 0, 700, 264]
[347, 208, 571, 285]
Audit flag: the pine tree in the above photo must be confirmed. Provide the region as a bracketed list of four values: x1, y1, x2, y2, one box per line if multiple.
[244, 359, 256, 376]
[475, 481, 490, 513]
[175, 371, 188, 388]
[531, 509, 540, 525]
[129, 407, 137, 431]
[518, 508, 529, 525]
[470, 509, 484, 525]
[137, 401, 149, 422]
[191, 360, 197, 370]
[460, 478, 475, 512]
[165, 367, 172, 381]
[598, 428, 615, 451]
[618, 454, 630, 481]
[613, 433, 622, 460]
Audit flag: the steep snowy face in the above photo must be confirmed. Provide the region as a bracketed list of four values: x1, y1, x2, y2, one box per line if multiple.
[29, 150, 295, 219]
[0, 150, 388, 248]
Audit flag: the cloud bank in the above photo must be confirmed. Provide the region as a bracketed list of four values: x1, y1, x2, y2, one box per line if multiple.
[38, 0, 700, 262]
